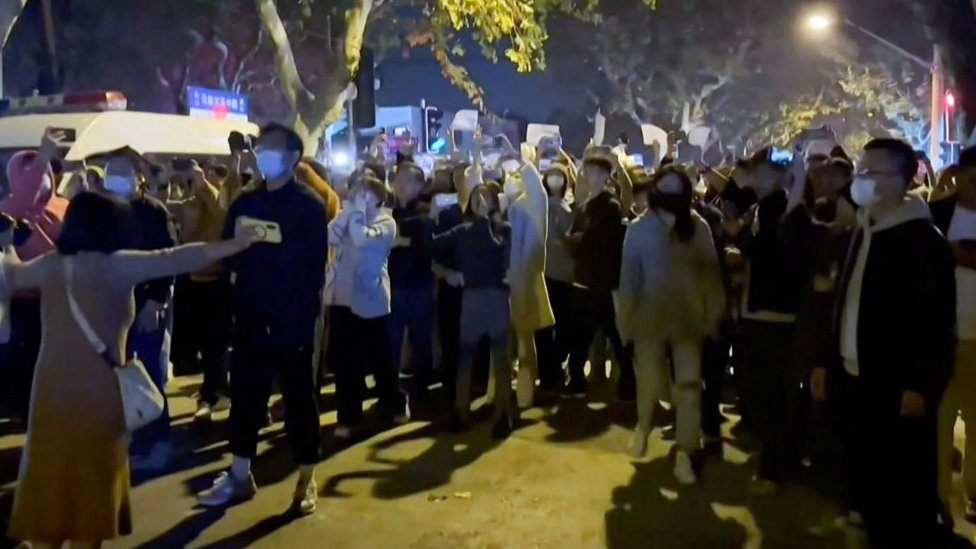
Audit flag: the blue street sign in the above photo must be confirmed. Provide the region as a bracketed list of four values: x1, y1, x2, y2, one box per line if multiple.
[186, 86, 248, 120]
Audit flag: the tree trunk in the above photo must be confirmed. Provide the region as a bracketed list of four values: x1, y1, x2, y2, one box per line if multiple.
[0, 0, 27, 95]
[256, 0, 373, 158]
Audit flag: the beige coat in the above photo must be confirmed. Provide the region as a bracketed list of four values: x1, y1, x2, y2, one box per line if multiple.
[508, 164, 555, 332]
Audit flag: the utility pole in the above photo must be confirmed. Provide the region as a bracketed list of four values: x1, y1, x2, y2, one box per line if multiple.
[930, 45, 945, 164]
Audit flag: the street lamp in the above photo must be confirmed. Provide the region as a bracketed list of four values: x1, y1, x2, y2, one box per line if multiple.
[805, 10, 945, 164]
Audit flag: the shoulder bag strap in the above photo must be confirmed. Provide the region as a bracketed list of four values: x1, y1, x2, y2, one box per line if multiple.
[64, 258, 119, 369]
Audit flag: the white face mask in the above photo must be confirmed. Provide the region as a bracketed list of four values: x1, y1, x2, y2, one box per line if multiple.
[501, 159, 521, 174]
[547, 175, 566, 193]
[256, 150, 289, 180]
[850, 176, 883, 208]
[104, 174, 135, 196]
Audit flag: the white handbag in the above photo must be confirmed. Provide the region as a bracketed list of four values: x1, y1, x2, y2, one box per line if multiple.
[64, 260, 165, 432]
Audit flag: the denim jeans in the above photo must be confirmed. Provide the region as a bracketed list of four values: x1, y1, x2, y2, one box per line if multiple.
[388, 287, 434, 379]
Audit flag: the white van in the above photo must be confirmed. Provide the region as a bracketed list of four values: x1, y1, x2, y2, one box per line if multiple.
[0, 110, 259, 161]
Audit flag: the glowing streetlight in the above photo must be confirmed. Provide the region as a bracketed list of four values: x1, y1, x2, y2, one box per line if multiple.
[807, 14, 833, 31]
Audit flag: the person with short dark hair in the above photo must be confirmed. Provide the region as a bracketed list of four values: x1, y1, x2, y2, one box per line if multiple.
[7, 191, 255, 548]
[98, 147, 179, 471]
[387, 163, 435, 395]
[825, 137, 955, 547]
[197, 123, 328, 516]
[727, 147, 817, 492]
[563, 155, 635, 400]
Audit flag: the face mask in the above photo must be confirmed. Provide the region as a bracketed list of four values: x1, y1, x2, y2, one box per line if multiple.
[503, 178, 521, 199]
[501, 159, 521, 174]
[104, 175, 135, 196]
[850, 176, 883, 208]
[256, 150, 288, 180]
[547, 175, 566, 194]
[653, 191, 689, 215]
[498, 194, 510, 213]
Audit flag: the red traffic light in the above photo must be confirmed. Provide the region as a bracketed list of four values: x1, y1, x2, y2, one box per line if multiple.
[946, 91, 957, 109]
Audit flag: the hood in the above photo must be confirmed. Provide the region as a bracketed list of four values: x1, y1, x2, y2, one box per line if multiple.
[859, 195, 932, 232]
[1, 150, 55, 218]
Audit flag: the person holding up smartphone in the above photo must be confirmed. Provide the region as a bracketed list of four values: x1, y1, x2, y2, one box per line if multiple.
[197, 124, 328, 516]
[325, 175, 408, 436]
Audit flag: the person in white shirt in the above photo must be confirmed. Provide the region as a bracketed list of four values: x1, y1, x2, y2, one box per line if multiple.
[935, 147, 976, 525]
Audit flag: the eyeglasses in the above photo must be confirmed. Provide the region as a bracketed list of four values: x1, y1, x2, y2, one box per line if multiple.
[853, 169, 902, 178]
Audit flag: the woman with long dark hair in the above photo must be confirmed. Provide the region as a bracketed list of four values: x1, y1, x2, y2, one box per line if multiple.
[617, 166, 725, 484]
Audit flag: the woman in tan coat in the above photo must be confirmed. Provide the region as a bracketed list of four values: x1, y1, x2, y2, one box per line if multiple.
[6, 192, 256, 548]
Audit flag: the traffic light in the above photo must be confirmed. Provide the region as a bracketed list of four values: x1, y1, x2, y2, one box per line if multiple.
[940, 141, 961, 167]
[424, 106, 445, 153]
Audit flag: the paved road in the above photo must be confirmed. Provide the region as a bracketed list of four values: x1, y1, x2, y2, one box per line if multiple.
[2, 374, 975, 548]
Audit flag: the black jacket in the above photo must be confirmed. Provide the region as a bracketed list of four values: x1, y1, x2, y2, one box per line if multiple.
[223, 180, 329, 350]
[389, 199, 434, 290]
[130, 194, 177, 311]
[832, 200, 955, 409]
[570, 191, 626, 292]
[737, 191, 817, 318]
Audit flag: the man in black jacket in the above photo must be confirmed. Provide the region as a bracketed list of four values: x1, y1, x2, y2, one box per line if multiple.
[728, 149, 817, 492]
[197, 124, 328, 516]
[388, 163, 435, 396]
[565, 156, 634, 400]
[823, 138, 955, 547]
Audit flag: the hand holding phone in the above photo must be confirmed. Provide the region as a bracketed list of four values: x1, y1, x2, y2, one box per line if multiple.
[236, 216, 282, 244]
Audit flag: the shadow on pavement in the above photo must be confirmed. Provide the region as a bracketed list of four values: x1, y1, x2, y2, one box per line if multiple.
[605, 448, 847, 549]
[321, 411, 528, 500]
[197, 511, 298, 549]
[132, 508, 226, 549]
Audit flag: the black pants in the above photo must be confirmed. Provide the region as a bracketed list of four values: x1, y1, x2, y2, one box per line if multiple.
[228, 336, 320, 464]
[192, 278, 232, 404]
[328, 306, 406, 426]
[8, 298, 41, 422]
[437, 281, 462, 390]
[838, 370, 941, 548]
[737, 320, 799, 482]
[701, 335, 729, 439]
[535, 278, 575, 389]
[566, 288, 635, 397]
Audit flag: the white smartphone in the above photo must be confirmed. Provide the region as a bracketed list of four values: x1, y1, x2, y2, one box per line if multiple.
[236, 216, 282, 244]
[433, 193, 459, 209]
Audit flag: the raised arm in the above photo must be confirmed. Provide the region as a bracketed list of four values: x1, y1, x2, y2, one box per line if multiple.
[4, 250, 53, 293]
[110, 236, 255, 288]
[348, 212, 396, 251]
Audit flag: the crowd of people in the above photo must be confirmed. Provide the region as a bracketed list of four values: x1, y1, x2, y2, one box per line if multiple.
[1, 120, 975, 549]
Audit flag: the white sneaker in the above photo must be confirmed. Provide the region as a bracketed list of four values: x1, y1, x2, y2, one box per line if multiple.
[194, 402, 213, 422]
[392, 402, 411, 426]
[197, 471, 257, 507]
[674, 451, 697, 485]
[212, 396, 232, 412]
[334, 425, 353, 439]
[292, 477, 317, 515]
[516, 367, 535, 409]
[628, 428, 649, 459]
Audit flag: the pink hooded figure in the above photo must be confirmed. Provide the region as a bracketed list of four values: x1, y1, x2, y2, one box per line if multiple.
[1, 150, 68, 260]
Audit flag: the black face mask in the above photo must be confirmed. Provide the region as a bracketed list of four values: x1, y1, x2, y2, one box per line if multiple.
[653, 191, 691, 214]
[720, 180, 758, 216]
